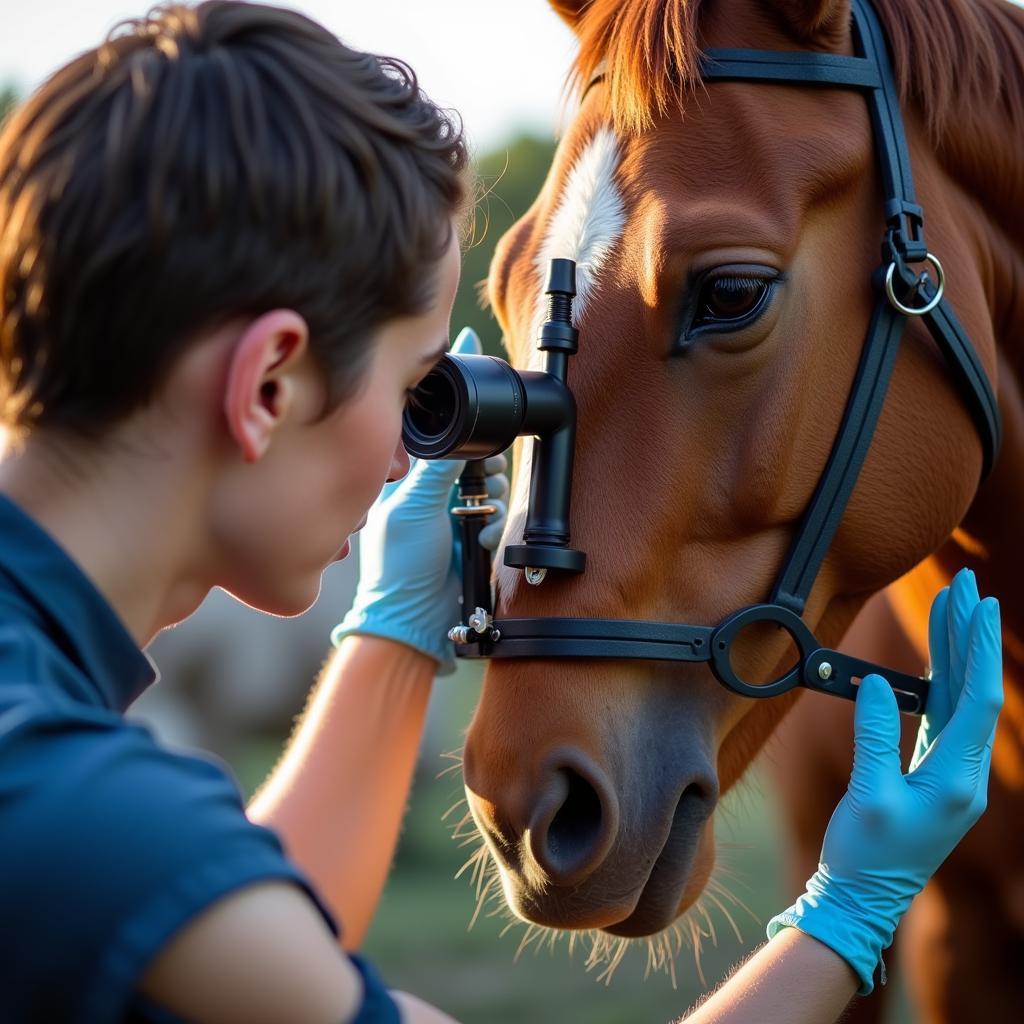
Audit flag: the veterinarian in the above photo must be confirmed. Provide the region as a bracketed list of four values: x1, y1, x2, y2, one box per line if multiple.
[0, 3, 1001, 1022]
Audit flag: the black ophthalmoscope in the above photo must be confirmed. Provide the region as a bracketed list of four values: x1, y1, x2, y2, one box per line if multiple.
[401, 258, 585, 645]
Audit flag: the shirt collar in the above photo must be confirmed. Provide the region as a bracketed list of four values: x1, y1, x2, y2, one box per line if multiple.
[0, 492, 157, 711]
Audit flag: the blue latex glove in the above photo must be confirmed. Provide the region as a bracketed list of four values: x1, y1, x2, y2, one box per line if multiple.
[767, 568, 1002, 994]
[331, 327, 509, 675]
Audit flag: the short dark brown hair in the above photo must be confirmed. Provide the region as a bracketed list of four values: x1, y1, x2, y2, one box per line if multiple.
[0, 1, 468, 437]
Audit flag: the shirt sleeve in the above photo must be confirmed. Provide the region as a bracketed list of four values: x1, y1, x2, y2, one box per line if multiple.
[347, 954, 402, 1023]
[0, 696, 339, 1024]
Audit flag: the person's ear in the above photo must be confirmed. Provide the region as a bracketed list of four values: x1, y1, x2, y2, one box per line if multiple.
[223, 310, 310, 463]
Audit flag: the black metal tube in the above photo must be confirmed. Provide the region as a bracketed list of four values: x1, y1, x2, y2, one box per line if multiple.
[522, 421, 576, 547]
[455, 460, 493, 622]
[517, 371, 573, 437]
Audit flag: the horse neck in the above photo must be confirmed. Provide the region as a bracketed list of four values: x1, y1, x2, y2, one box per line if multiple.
[886, 1, 1024, 677]
[916, 0, 1024, 359]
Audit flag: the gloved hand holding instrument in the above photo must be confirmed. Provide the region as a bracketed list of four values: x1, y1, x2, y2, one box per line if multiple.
[768, 567, 1002, 993]
[332, 327, 508, 674]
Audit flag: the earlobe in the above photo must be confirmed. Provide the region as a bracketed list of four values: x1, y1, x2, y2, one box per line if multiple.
[223, 310, 309, 463]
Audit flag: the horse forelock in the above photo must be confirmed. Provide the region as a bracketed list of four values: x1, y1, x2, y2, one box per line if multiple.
[567, 0, 702, 136]
[567, 0, 1024, 144]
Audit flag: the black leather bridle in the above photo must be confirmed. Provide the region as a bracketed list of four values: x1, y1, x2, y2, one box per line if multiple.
[443, 0, 1001, 715]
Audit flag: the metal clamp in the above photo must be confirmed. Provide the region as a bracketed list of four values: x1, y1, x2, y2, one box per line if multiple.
[451, 503, 497, 518]
[449, 607, 501, 645]
[884, 252, 945, 317]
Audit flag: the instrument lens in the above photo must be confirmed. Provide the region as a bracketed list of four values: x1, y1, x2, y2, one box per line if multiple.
[405, 369, 457, 440]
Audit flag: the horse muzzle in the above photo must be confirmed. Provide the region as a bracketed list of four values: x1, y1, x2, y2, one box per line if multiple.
[463, 710, 719, 935]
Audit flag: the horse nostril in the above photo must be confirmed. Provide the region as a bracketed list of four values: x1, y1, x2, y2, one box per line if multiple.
[682, 778, 716, 808]
[528, 763, 618, 885]
[549, 769, 602, 861]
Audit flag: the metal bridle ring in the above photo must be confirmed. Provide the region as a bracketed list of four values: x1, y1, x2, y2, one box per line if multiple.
[884, 252, 945, 317]
[708, 603, 818, 700]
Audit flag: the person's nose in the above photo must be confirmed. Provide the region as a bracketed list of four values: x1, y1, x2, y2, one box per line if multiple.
[386, 439, 411, 483]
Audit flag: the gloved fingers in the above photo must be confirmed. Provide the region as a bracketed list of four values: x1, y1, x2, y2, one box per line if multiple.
[947, 567, 980, 711]
[451, 325, 483, 355]
[915, 587, 952, 759]
[375, 474, 407, 506]
[478, 500, 507, 551]
[938, 597, 1003, 758]
[401, 454, 467, 505]
[849, 673, 904, 800]
[482, 453, 508, 477]
[485, 467, 509, 502]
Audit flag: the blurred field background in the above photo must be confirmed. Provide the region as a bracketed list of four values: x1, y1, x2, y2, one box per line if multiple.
[0, 7, 918, 1018]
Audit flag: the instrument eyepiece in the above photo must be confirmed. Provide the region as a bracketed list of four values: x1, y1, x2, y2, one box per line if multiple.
[404, 366, 459, 443]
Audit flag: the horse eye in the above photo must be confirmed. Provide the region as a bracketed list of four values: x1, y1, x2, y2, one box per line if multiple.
[672, 266, 783, 354]
[694, 275, 772, 326]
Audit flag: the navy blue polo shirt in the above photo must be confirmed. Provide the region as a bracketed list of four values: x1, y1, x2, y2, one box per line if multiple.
[0, 493, 399, 1023]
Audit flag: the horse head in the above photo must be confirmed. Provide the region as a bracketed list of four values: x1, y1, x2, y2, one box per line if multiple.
[461, 0, 1002, 948]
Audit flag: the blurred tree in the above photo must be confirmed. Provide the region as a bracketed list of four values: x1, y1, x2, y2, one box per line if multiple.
[0, 83, 20, 127]
[452, 134, 556, 357]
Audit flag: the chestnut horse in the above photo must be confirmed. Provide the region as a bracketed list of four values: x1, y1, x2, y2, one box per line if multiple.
[459, 0, 1024, 1020]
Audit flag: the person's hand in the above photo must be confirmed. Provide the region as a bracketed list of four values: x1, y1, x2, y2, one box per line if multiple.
[767, 568, 1002, 993]
[331, 328, 509, 675]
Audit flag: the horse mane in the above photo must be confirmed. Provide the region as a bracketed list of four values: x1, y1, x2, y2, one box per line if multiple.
[568, 0, 1024, 143]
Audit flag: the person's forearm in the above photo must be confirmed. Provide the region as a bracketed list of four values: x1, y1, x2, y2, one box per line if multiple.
[247, 635, 435, 950]
[680, 927, 858, 1023]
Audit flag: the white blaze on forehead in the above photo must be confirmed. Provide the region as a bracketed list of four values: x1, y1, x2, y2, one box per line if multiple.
[532, 125, 627, 348]
[497, 127, 625, 592]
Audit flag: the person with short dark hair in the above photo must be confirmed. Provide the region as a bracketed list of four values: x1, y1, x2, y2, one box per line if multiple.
[0, 3, 1003, 1023]
[0, 4, 482, 1020]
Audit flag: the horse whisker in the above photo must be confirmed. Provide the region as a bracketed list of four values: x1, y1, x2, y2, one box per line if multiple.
[689, 916, 707, 989]
[711, 862, 758, 894]
[708, 876, 761, 925]
[514, 923, 543, 961]
[453, 842, 488, 881]
[441, 798, 467, 821]
[436, 749, 465, 780]
[696, 899, 718, 947]
[468, 871, 501, 930]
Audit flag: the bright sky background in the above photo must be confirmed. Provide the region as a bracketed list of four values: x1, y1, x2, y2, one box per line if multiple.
[0, 1, 580, 153]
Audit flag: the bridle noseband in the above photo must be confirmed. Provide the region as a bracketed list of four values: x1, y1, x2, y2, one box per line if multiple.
[410, 0, 1001, 715]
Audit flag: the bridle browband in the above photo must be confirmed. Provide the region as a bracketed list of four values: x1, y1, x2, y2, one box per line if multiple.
[447, 0, 1001, 714]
